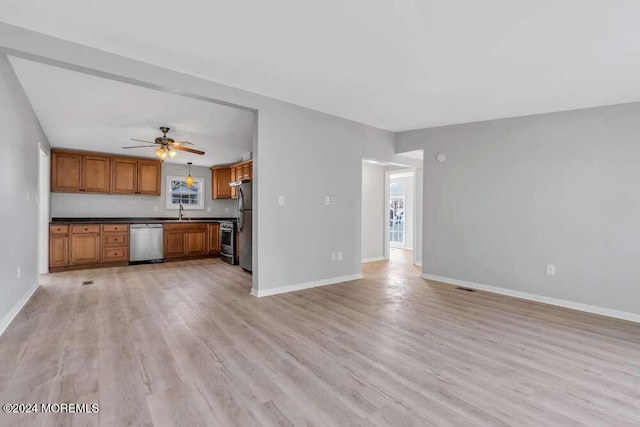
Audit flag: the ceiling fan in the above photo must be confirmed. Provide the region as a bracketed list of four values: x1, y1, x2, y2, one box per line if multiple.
[122, 126, 205, 160]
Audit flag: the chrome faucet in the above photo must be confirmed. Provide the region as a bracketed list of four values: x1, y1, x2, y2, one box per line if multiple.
[179, 203, 185, 220]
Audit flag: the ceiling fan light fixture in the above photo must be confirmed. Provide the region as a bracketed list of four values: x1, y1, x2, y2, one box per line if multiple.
[168, 149, 177, 158]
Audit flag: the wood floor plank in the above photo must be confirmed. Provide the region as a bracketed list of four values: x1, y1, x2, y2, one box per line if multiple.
[1, 248, 639, 426]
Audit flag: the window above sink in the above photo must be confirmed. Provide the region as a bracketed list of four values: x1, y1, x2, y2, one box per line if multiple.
[166, 176, 204, 210]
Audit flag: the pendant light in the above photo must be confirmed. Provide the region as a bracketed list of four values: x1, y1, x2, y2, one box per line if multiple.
[185, 162, 194, 187]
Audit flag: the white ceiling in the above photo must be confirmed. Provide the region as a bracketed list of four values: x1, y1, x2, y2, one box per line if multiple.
[8, 57, 254, 167]
[3, 1, 640, 131]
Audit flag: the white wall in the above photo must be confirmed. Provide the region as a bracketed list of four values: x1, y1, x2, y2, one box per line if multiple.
[398, 102, 640, 315]
[0, 54, 50, 332]
[361, 162, 385, 261]
[0, 23, 420, 294]
[51, 163, 237, 218]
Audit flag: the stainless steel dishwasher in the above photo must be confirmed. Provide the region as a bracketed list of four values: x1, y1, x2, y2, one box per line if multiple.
[130, 224, 163, 264]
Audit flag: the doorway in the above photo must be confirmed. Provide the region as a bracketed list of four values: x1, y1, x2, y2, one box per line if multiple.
[38, 144, 49, 275]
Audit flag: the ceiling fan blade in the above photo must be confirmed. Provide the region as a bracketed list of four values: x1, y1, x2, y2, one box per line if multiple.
[173, 140, 193, 146]
[122, 145, 156, 149]
[130, 138, 156, 144]
[173, 145, 205, 155]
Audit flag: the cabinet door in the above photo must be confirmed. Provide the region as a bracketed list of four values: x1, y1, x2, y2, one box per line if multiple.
[82, 155, 111, 193]
[212, 168, 232, 199]
[137, 161, 161, 195]
[241, 163, 250, 179]
[51, 151, 82, 192]
[112, 158, 138, 194]
[164, 231, 185, 258]
[49, 235, 69, 267]
[230, 167, 237, 199]
[207, 223, 220, 254]
[70, 234, 101, 264]
[185, 230, 207, 256]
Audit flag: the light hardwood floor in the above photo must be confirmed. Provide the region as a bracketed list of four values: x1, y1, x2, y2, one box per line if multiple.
[1, 249, 639, 426]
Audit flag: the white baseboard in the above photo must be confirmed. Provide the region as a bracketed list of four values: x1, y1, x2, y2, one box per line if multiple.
[362, 256, 385, 263]
[0, 282, 39, 336]
[421, 273, 640, 324]
[251, 273, 363, 298]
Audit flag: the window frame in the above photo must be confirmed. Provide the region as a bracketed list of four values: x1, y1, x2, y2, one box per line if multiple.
[165, 175, 205, 210]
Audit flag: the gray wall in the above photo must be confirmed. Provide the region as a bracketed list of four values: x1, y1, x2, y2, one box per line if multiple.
[0, 54, 50, 328]
[361, 162, 385, 260]
[51, 163, 237, 218]
[1, 23, 417, 293]
[398, 102, 640, 315]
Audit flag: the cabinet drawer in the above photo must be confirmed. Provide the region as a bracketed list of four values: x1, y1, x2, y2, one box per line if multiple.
[50, 225, 69, 234]
[103, 224, 128, 232]
[163, 223, 206, 232]
[103, 233, 128, 247]
[103, 248, 127, 262]
[71, 225, 101, 234]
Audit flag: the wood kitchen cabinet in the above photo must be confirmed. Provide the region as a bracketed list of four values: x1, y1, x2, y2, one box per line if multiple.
[163, 230, 186, 258]
[210, 160, 252, 200]
[111, 158, 138, 194]
[111, 157, 161, 195]
[207, 223, 220, 254]
[70, 233, 101, 264]
[164, 223, 220, 259]
[82, 155, 111, 193]
[52, 149, 161, 196]
[51, 151, 82, 192]
[185, 230, 207, 256]
[211, 167, 232, 199]
[49, 234, 69, 267]
[137, 160, 161, 195]
[50, 223, 130, 271]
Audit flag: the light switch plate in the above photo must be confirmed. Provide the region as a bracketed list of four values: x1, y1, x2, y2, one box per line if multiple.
[278, 196, 285, 205]
[330, 196, 336, 205]
[325, 196, 330, 205]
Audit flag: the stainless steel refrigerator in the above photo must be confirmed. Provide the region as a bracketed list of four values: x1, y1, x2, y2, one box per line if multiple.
[231, 178, 252, 272]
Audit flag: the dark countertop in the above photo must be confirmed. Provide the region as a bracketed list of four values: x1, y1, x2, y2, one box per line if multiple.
[51, 217, 237, 224]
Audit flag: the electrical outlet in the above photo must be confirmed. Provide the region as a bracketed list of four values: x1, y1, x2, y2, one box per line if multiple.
[17, 266, 21, 279]
[331, 252, 336, 261]
[546, 264, 556, 276]
[26, 191, 30, 201]
[207, 207, 212, 213]
[225, 207, 230, 213]
[278, 196, 285, 206]
[153, 206, 159, 212]
[330, 196, 336, 205]
[325, 196, 330, 205]
[338, 252, 343, 261]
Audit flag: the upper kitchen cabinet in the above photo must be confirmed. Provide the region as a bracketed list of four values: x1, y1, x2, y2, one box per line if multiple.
[82, 155, 111, 193]
[51, 151, 82, 192]
[52, 149, 161, 196]
[210, 159, 252, 200]
[111, 157, 138, 194]
[137, 160, 161, 195]
[211, 167, 232, 199]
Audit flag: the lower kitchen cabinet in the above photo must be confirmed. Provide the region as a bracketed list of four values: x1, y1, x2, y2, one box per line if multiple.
[207, 223, 220, 254]
[163, 223, 209, 258]
[164, 230, 186, 258]
[70, 233, 101, 264]
[185, 230, 207, 256]
[49, 234, 69, 267]
[50, 223, 130, 271]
